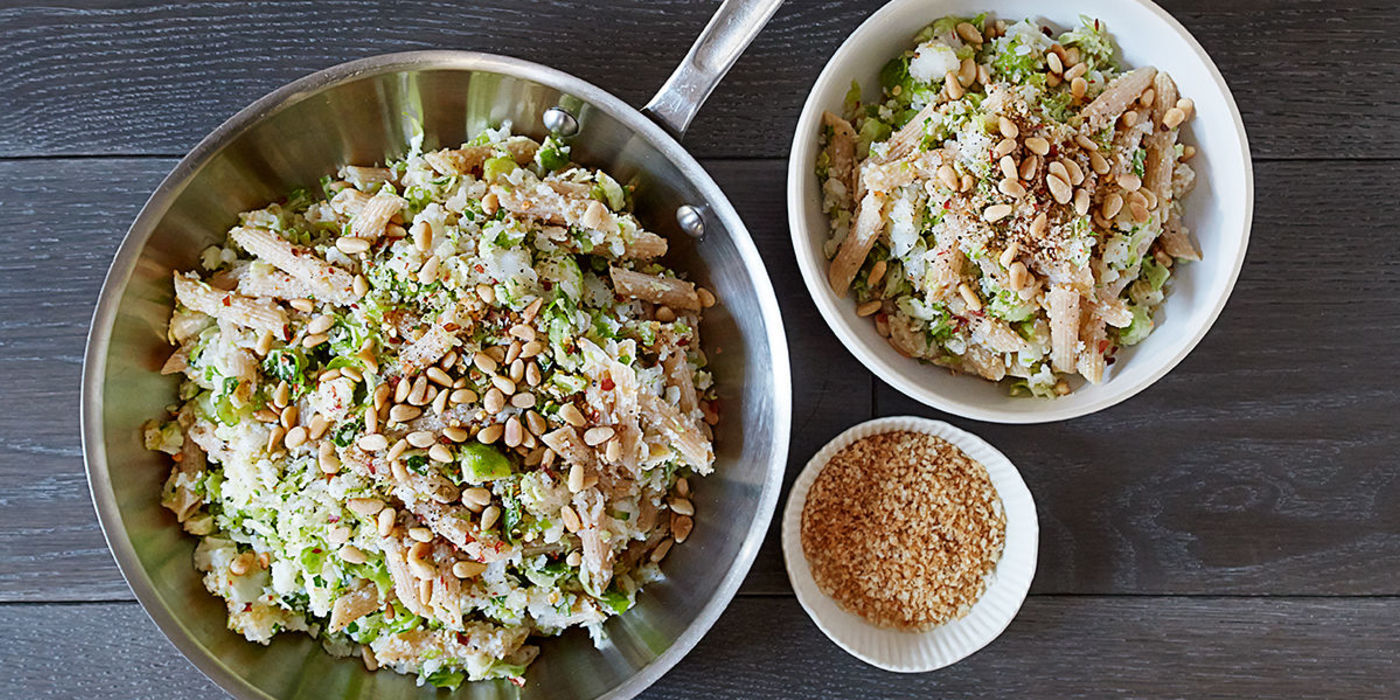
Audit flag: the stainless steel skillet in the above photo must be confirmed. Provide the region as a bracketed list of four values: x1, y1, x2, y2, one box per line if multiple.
[81, 1, 789, 697]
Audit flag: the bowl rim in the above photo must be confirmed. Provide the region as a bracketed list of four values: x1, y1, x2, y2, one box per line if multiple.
[781, 416, 1038, 672]
[81, 50, 792, 700]
[785, 0, 1254, 424]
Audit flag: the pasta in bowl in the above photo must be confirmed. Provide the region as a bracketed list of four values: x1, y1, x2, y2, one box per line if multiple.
[789, 0, 1252, 422]
[144, 126, 719, 689]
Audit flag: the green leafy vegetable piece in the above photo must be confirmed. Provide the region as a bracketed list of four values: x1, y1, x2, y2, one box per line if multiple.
[534, 136, 571, 172]
[482, 156, 517, 184]
[461, 443, 513, 483]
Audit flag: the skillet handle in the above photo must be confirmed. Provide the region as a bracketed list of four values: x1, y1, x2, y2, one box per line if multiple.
[642, 0, 784, 138]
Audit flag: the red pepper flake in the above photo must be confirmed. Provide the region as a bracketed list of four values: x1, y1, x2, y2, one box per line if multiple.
[312, 548, 322, 554]
[171, 452, 184, 463]
[221, 296, 232, 307]
[443, 322, 459, 332]
[1098, 339, 1111, 353]
[456, 632, 472, 646]
[508, 677, 525, 688]
[600, 377, 615, 392]
[243, 603, 253, 612]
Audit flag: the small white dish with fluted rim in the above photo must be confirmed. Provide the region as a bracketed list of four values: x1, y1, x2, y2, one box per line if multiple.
[781, 416, 1037, 672]
[787, 0, 1253, 423]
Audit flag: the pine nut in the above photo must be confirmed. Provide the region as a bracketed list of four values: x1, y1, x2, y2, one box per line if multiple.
[510, 392, 536, 409]
[477, 423, 504, 444]
[255, 331, 275, 357]
[697, 287, 717, 308]
[994, 138, 1017, 157]
[977, 63, 990, 86]
[1176, 97, 1195, 120]
[675, 477, 691, 498]
[508, 324, 536, 342]
[442, 426, 470, 443]
[568, 463, 586, 493]
[364, 404, 379, 434]
[473, 351, 497, 374]
[868, 260, 888, 287]
[936, 164, 959, 191]
[407, 527, 433, 543]
[583, 426, 614, 446]
[348, 498, 384, 516]
[522, 298, 545, 323]
[960, 173, 974, 191]
[453, 561, 487, 579]
[998, 155, 1017, 180]
[387, 438, 408, 463]
[1008, 261, 1031, 291]
[284, 426, 308, 449]
[655, 304, 677, 322]
[504, 416, 523, 448]
[1063, 159, 1084, 186]
[559, 403, 586, 427]
[265, 425, 285, 453]
[1046, 173, 1072, 204]
[357, 433, 388, 451]
[411, 220, 434, 253]
[450, 388, 476, 405]
[306, 314, 334, 336]
[650, 538, 674, 563]
[998, 178, 1027, 198]
[352, 274, 369, 298]
[524, 410, 546, 437]
[1103, 192, 1125, 219]
[328, 525, 352, 545]
[1066, 62, 1088, 81]
[944, 70, 964, 99]
[566, 551, 582, 567]
[1090, 151, 1110, 175]
[428, 444, 453, 463]
[671, 513, 694, 543]
[1130, 202, 1150, 223]
[336, 236, 371, 255]
[955, 21, 983, 45]
[405, 430, 434, 449]
[280, 404, 298, 429]
[417, 577, 433, 602]
[491, 375, 516, 396]
[1046, 51, 1063, 75]
[289, 298, 313, 313]
[1075, 134, 1099, 151]
[992, 117, 1018, 141]
[958, 283, 983, 311]
[407, 376, 429, 406]
[1031, 211, 1049, 237]
[388, 404, 420, 424]
[462, 487, 492, 509]
[1071, 76, 1088, 100]
[417, 256, 440, 285]
[508, 358, 525, 383]
[1122, 110, 1140, 128]
[1019, 154, 1039, 181]
[519, 340, 545, 359]
[983, 203, 1013, 222]
[958, 56, 976, 87]
[301, 333, 329, 349]
[1163, 107, 1186, 129]
[605, 438, 622, 462]
[1074, 187, 1091, 216]
[377, 507, 395, 536]
[999, 242, 1019, 268]
[560, 505, 582, 532]
[480, 505, 501, 531]
[1182, 145, 1197, 161]
[1048, 161, 1070, 183]
[483, 387, 505, 414]
[394, 377, 411, 404]
[1024, 136, 1050, 155]
[320, 369, 342, 383]
[425, 367, 451, 387]
[1118, 173, 1142, 192]
[476, 283, 496, 306]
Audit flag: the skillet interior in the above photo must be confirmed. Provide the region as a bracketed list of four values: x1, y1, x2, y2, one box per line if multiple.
[84, 51, 790, 700]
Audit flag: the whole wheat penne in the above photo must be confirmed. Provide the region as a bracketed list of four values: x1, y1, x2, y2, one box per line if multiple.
[172, 272, 287, 336]
[609, 267, 701, 311]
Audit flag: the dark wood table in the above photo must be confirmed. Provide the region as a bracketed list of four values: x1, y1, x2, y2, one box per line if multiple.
[4, 1, 1398, 696]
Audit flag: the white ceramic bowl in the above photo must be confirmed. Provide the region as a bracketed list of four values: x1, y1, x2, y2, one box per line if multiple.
[787, 0, 1253, 423]
[781, 417, 1037, 672]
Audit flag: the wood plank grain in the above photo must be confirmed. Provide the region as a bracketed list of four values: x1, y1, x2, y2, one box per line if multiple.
[1, 1, 1397, 159]
[5, 597, 1397, 697]
[0, 156, 870, 601]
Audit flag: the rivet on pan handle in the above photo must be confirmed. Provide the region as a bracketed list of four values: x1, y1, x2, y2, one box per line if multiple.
[642, 0, 784, 138]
